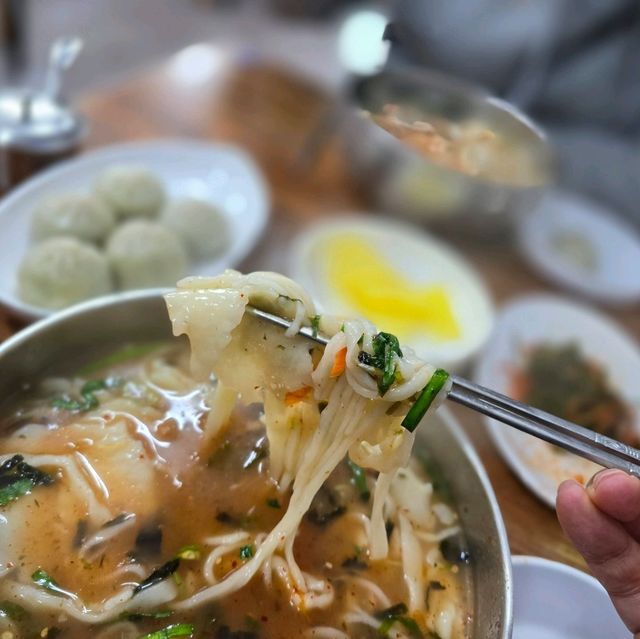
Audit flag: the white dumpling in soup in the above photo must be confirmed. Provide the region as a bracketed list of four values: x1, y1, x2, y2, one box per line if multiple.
[94, 164, 165, 219]
[31, 192, 116, 244]
[106, 220, 188, 290]
[17, 237, 113, 309]
[161, 197, 229, 260]
[0, 418, 159, 600]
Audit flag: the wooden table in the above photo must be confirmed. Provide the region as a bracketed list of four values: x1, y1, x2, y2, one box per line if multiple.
[4, 46, 640, 573]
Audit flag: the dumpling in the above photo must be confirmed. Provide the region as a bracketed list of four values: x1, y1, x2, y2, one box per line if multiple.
[31, 192, 116, 244]
[18, 237, 112, 309]
[106, 220, 188, 289]
[94, 164, 165, 219]
[161, 197, 229, 259]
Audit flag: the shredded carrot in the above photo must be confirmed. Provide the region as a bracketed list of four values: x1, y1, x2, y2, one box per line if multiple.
[285, 386, 312, 406]
[573, 474, 585, 484]
[330, 347, 348, 378]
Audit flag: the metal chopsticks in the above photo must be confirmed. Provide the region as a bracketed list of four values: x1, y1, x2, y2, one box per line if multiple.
[245, 305, 640, 478]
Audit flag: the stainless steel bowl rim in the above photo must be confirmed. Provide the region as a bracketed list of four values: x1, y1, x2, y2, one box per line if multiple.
[0, 289, 513, 638]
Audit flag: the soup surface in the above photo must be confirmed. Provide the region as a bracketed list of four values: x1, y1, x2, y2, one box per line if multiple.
[0, 343, 471, 638]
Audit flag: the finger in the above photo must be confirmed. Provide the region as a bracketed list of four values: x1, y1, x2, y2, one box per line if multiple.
[557, 480, 640, 634]
[588, 469, 640, 540]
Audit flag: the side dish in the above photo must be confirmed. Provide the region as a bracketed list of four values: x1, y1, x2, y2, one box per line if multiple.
[370, 104, 545, 187]
[511, 342, 637, 448]
[17, 163, 230, 309]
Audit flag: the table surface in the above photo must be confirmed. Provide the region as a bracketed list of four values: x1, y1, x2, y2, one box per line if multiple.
[3, 47, 640, 574]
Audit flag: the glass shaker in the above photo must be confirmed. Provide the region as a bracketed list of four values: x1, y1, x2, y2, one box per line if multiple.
[0, 37, 85, 196]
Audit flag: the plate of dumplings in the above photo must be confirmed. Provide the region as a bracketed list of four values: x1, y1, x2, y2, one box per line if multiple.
[0, 139, 270, 319]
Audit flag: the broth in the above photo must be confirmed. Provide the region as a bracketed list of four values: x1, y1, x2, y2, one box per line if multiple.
[0, 343, 471, 639]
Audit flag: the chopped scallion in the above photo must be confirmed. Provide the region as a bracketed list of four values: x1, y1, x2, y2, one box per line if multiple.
[176, 544, 201, 561]
[137, 623, 194, 639]
[401, 369, 450, 432]
[310, 315, 321, 339]
[239, 544, 255, 560]
[346, 459, 370, 502]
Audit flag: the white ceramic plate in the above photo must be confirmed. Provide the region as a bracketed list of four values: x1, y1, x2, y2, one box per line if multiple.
[474, 294, 640, 507]
[0, 139, 270, 320]
[512, 556, 630, 638]
[290, 215, 494, 371]
[517, 189, 640, 305]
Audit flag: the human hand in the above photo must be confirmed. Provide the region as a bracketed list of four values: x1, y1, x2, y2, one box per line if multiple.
[557, 469, 640, 638]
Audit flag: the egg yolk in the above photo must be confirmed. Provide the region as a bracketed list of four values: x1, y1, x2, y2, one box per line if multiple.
[320, 234, 460, 341]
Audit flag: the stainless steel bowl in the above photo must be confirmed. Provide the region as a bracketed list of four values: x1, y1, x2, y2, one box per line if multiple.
[0, 289, 513, 638]
[342, 67, 554, 234]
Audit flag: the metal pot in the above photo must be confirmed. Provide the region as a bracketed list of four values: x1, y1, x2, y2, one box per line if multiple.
[0, 289, 513, 638]
[341, 67, 554, 236]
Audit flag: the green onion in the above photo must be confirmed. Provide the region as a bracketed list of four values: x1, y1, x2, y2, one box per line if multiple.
[176, 544, 201, 561]
[0, 600, 27, 621]
[137, 623, 194, 639]
[52, 378, 111, 413]
[133, 559, 180, 596]
[375, 603, 423, 638]
[373, 332, 403, 396]
[346, 459, 370, 502]
[0, 456, 54, 507]
[266, 498, 280, 509]
[239, 544, 255, 560]
[401, 369, 450, 432]
[311, 315, 321, 339]
[31, 569, 74, 599]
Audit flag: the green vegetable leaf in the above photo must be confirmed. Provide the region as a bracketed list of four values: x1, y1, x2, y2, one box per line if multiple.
[176, 545, 201, 561]
[401, 369, 450, 432]
[137, 623, 194, 639]
[346, 459, 370, 502]
[375, 603, 423, 638]
[0, 600, 27, 621]
[52, 378, 111, 413]
[0, 478, 33, 507]
[357, 332, 404, 396]
[239, 545, 255, 560]
[31, 569, 74, 599]
[133, 559, 180, 596]
[0, 455, 54, 507]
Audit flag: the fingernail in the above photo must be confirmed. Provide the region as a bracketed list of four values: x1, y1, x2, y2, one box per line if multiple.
[586, 468, 619, 491]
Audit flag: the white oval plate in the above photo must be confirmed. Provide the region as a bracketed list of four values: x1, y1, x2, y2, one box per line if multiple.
[517, 189, 640, 305]
[290, 215, 494, 371]
[474, 294, 640, 507]
[0, 139, 270, 320]
[512, 556, 630, 638]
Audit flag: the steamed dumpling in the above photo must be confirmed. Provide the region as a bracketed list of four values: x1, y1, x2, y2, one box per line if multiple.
[161, 198, 229, 259]
[106, 220, 188, 289]
[31, 192, 116, 243]
[94, 164, 165, 219]
[18, 237, 112, 309]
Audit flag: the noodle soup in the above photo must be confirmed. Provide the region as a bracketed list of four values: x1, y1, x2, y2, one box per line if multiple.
[0, 345, 470, 638]
[0, 271, 474, 638]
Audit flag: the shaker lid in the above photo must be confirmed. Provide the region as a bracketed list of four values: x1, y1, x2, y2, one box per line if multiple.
[0, 88, 84, 151]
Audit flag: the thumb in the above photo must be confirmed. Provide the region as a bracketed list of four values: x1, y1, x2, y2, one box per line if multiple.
[557, 479, 640, 635]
